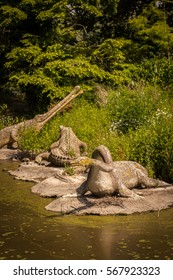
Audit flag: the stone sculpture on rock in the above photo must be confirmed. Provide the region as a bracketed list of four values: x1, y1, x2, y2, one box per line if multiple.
[35, 126, 87, 167]
[68, 145, 170, 198]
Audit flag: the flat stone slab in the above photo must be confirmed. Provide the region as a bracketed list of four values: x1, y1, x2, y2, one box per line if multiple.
[0, 148, 19, 160]
[45, 186, 173, 215]
[31, 174, 86, 197]
[9, 162, 59, 182]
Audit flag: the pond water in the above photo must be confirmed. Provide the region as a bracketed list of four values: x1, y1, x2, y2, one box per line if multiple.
[0, 160, 173, 260]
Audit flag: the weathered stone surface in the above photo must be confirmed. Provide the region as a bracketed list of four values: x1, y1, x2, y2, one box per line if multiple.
[9, 162, 58, 182]
[31, 174, 86, 197]
[45, 186, 173, 215]
[35, 125, 87, 167]
[64, 145, 171, 199]
[0, 148, 20, 160]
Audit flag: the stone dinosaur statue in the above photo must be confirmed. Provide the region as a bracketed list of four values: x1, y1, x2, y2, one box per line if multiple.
[35, 125, 87, 167]
[67, 145, 170, 198]
[0, 86, 83, 149]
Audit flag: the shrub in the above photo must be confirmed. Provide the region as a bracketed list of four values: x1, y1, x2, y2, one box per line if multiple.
[127, 106, 173, 181]
[0, 103, 20, 129]
[134, 58, 173, 86]
[106, 84, 162, 133]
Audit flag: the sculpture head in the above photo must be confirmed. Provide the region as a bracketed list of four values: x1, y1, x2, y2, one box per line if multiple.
[60, 125, 69, 133]
[71, 145, 114, 172]
[92, 145, 113, 164]
[59, 125, 75, 137]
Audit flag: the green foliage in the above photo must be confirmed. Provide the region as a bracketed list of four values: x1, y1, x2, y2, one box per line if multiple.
[0, 104, 20, 130]
[5, 39, 120, 106]
[19, 116, 62, 152]
[106, 85, 163, 133]
[1, 0, 173, 112]
[64, 164, 75, 176]
[18, 126, 39, 152]
[91, 38, 136, 83]
[5, 43, 42, 69]
[128, 2, 173, 59]
[91, 38, 128, 69]
[134, 58, 173, 87]
[0, 5, 27, 29]
[127, 108, 173, 181]
[106, 84, 173, 181]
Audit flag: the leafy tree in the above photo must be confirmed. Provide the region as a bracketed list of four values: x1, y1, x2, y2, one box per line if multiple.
[127, 1, 173, 60]
[0, 0, 173, 114]
[0, 0, 121, 113]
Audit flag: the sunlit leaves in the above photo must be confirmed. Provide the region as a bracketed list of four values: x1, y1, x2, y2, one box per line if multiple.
[0, 5, 27, 29]
[128, 2, 173, 59]
[0, 0, 173, 112]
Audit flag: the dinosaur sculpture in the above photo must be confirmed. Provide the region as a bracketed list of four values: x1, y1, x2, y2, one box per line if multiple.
[68, 145, 169, 198]
[35, 125, 87, 167]
[0, 86, 83, 149]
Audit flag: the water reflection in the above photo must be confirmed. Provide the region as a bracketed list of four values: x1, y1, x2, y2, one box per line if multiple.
[0, 160, 173, 260]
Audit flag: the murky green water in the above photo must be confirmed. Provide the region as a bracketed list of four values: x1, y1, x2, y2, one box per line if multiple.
[0, 160, 173, 260]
